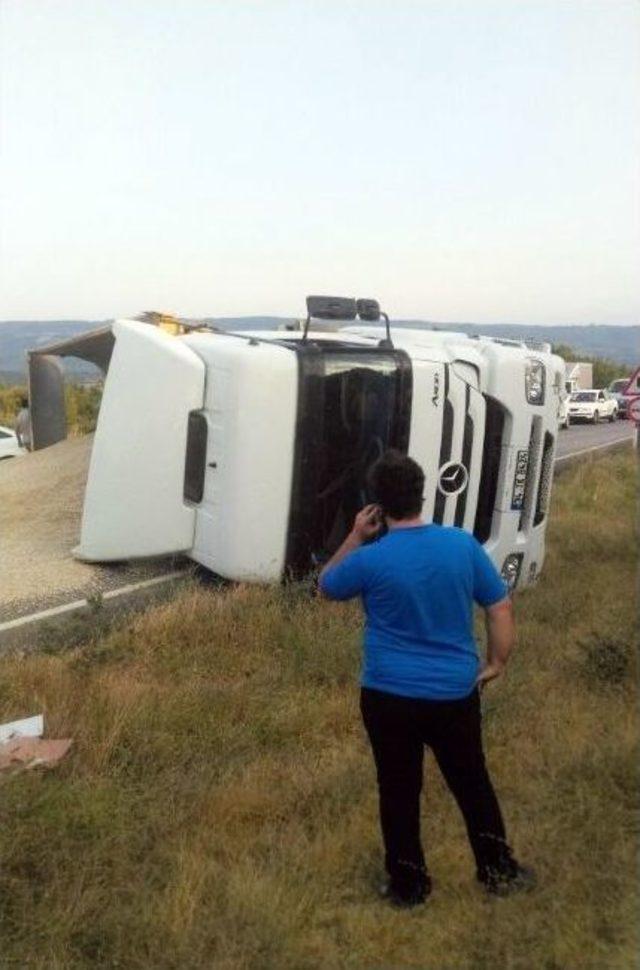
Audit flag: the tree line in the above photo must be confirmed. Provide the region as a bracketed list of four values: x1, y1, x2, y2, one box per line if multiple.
[551, 345, 629, 389]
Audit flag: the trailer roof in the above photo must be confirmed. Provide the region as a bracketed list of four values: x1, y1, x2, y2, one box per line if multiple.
[28, 325, 114, 370]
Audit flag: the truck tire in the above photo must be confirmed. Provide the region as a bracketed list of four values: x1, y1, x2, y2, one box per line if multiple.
[592, 410, 599, 424]
[609, 410, 617, 422]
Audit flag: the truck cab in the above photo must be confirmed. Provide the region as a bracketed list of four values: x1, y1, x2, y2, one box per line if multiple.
[75, 296, 563, 591]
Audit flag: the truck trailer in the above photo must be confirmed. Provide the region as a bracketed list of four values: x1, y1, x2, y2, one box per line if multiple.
[71, 296, 564, 592]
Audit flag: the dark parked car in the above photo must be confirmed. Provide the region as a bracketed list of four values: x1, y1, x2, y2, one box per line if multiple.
[608, 378, 630, 418]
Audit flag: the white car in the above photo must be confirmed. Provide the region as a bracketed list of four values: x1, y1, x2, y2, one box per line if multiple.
[568, 389, 618, 424]
[0, 425, 22, 459]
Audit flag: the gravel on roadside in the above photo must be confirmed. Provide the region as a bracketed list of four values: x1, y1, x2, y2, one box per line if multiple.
[0, 435, 187, 622]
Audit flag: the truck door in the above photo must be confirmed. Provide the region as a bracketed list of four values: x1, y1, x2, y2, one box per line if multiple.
[75, 320, 205, 561]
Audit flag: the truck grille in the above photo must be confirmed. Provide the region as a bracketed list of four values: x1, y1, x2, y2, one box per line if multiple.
[518, 418, 541, 531]
[454, 388, 474, 527]
[518, 419, 554, 531]
[473, 395, 505, 544]
[432, 365, 454, 525]
[534, 431, 554, 526]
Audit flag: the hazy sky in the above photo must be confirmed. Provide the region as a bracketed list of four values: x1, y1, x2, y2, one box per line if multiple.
[1, 0, 638, 324]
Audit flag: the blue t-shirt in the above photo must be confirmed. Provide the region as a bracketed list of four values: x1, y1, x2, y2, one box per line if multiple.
[320, 525, 508, 700]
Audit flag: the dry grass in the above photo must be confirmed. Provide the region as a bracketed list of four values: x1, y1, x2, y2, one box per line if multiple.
[0, 450, 637, 969]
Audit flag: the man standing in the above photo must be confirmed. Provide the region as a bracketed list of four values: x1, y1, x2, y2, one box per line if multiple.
[15, 397, 32, 451]
[319, 450, 534, 907]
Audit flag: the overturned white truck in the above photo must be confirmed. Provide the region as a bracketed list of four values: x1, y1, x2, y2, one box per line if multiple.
[74, 297, 564, 591]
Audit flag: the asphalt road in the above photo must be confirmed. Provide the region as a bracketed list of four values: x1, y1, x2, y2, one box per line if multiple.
[555, 418, 635, 462]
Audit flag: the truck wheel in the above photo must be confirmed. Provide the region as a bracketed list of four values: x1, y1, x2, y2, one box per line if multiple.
[592, 410, 599, 424]
[609, 411, 617, 422]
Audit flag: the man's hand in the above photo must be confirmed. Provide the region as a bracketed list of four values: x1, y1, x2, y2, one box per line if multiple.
[476, 660, 505, 690]
[351, 504, 382, 543]
[318, 503, 382, 595]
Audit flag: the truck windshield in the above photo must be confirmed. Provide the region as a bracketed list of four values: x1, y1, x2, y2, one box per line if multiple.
[571, 392, 596, 402]
[285, 344, 412, 576]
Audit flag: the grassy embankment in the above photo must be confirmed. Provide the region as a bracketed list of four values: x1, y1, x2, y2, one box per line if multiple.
[0, 451, 637, 969]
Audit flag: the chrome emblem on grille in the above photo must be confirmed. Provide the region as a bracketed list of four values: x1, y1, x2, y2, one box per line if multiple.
[437, 461, 469, 496]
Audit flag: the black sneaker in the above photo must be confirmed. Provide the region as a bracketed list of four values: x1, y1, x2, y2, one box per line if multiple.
[477, 838, 536, 896]
[478, 860, 537, 896]
[379, 875, 432, 909]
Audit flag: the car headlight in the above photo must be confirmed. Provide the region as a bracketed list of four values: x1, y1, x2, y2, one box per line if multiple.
[501, 553, 524, 591]
[525, 358, 545, 405]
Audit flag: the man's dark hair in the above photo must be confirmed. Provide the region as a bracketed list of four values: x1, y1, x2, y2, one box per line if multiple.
[368, 449, 425, 520]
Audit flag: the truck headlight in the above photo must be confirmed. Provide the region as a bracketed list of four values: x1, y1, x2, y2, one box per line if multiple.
[501, 553, 523, 591]
[525, 358, 545, 405]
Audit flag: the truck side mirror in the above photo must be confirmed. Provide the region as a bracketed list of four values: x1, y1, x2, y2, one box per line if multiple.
[357, 297, 393, 349]
[356, 299, 381, 322]
[305, 295, 357, 320]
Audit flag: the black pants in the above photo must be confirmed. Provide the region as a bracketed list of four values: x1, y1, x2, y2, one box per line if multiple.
[360, 686, 507, 893]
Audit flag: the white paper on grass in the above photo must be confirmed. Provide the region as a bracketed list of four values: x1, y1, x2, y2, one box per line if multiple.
[0, 714, 44, 743]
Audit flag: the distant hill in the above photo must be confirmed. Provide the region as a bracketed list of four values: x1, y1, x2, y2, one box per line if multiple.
[427, 323, 638, 364]
[0, 321, 110, 382]
[198, 319, 639, 364]
[0, 318, 637, 382]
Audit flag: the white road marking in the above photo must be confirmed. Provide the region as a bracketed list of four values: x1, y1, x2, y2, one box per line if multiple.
[0, 570, 186, 634]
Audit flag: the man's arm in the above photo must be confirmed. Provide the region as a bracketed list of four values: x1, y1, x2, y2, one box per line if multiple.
[318, 504, 381, 597]
[318, 533, 362, 588]
[477, 597, 515, 688]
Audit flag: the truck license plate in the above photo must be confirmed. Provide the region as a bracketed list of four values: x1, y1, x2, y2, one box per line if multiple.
[511, 449, 529, 510]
